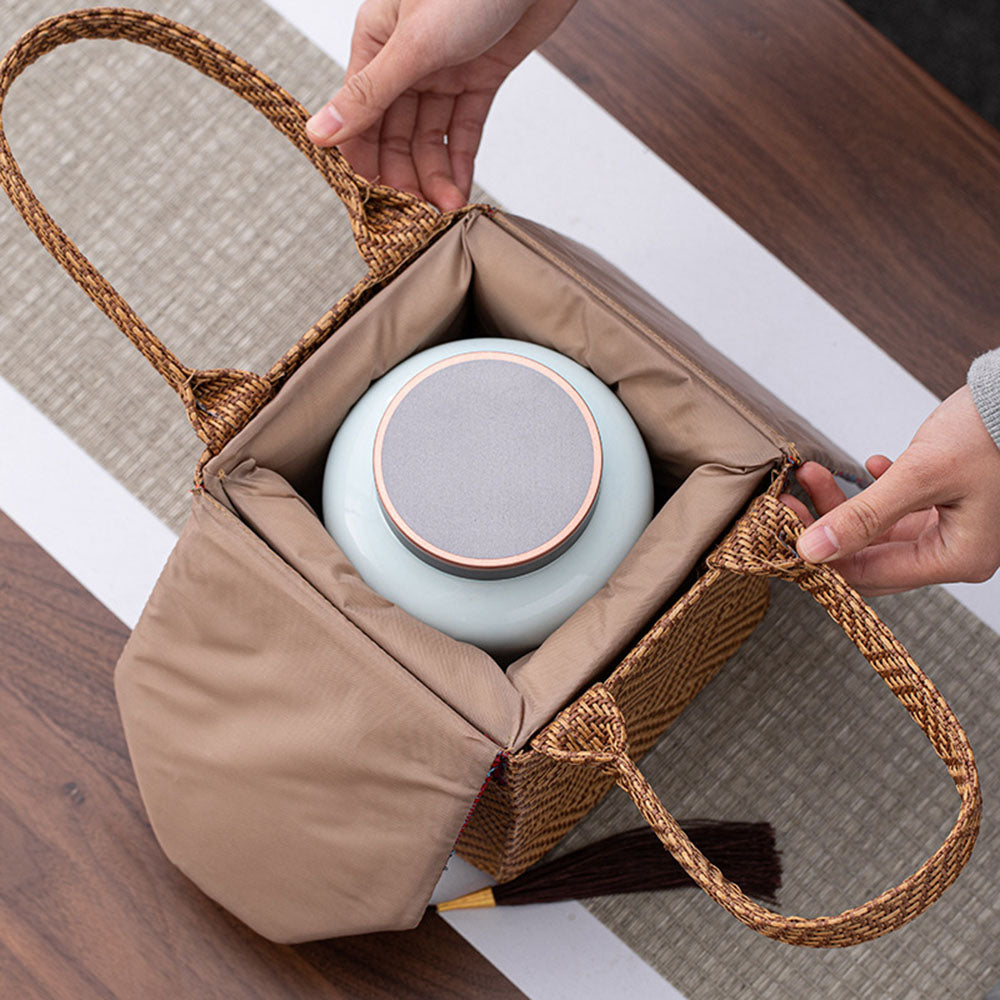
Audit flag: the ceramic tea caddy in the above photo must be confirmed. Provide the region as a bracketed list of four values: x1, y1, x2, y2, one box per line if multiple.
[322, 338, 654, 658]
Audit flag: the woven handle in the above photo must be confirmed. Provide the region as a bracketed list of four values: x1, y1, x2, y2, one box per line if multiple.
[533, 493, 981, 948]
[0, 7, 458, 451]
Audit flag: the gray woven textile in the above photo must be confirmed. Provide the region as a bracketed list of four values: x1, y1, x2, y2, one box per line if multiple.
[0, 0, 486, 533]
[1, 3, 997, 999]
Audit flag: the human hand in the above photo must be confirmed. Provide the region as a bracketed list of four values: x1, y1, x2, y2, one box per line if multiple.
[779, 386, 1000, 595]
[306, 0, 577, 211]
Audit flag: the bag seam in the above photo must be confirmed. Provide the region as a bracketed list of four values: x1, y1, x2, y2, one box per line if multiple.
[191, 486, 505, 751]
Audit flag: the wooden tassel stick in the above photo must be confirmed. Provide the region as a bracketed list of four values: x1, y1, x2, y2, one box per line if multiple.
[436, 820, 780, 912]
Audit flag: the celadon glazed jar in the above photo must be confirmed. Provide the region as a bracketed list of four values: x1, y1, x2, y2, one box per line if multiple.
[322, 338, 654, 659]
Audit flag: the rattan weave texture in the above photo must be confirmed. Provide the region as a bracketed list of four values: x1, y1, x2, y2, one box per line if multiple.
[531, 493, 980, 947]
[0, 7, 470, 455]
[455, 553, 770, 882]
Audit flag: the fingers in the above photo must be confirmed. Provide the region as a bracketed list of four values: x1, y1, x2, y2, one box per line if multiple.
[777, 492, 812, 523]
[307, 35, 426, 147]
[378, 91, 421, 196]
[785, 389, 1000, 592]
[324, 84, 478, 211]
[412, 93, 465, 211]
[788, 462, 946, 593]
[866, 453, 892, 478]
[306, 0, 523, 148]
[795, 453, 939, 565]
[447, 89, 495, 199]
[794, 457, 929, 547]
[338, 125, 381, 184]
[383, 81, 496, 210]
[306, 0, 527, 202]
[777, 478, 941, 594]
[831, 531, 949, 596]
[792, 462, 847, 517]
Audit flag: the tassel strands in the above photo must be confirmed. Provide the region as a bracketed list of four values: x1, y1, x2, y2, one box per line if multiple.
[437, 820, 781, 911]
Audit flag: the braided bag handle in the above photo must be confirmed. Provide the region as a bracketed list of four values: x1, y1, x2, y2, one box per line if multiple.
[533, 493, 981, 947]
[0, 8, 460, 452]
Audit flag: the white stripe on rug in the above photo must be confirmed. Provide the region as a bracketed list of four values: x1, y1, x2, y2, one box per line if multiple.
[0, 375, 174, 628]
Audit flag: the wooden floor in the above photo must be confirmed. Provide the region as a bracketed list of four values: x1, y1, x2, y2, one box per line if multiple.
[542, 0, 1000, 400]
[3, 0, 999, 997]
[0, 510, 526, 999]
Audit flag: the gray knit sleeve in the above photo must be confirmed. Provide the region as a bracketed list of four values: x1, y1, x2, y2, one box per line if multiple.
[968, 347, 1000, 449]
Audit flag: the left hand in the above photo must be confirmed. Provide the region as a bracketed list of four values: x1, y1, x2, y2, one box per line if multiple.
[306, 0, 577, 211]
[779, 386, 1000, 595]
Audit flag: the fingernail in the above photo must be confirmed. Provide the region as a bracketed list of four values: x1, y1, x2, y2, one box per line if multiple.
[797, 524, 839, 563]
[306, 103, 343, 141]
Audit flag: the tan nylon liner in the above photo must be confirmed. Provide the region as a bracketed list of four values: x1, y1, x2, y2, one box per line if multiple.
[116, 494, 502, 942]
[498, 214, 859, 479]
[201, 213, 793, 742]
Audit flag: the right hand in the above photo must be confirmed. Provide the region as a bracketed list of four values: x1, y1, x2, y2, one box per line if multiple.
[306, 0, 577, 211]
[779, 386, 1000, 595]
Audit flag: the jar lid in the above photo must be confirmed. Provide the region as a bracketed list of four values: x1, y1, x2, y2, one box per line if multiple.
[373, 350, 603, 578]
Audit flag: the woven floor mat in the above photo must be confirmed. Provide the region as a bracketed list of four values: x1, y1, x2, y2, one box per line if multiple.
[564, 581, 998, 998]
[0, 0, 489, 533]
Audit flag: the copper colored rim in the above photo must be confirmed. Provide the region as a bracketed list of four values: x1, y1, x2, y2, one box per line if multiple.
[373, 350, 603, 573]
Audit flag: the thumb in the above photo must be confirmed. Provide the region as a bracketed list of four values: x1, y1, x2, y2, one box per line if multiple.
[306, 39, 425, 145]
[795, 457, 928, 564]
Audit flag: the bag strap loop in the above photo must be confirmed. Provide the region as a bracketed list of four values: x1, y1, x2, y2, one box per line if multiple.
[0, 8, 460, 451]
[533, 493, 981, 947]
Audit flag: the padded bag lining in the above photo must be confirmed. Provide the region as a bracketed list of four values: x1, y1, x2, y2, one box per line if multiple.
[116, 492, 502, 942]
[205, 213, 786, 746]
[120, 210, 857, 941]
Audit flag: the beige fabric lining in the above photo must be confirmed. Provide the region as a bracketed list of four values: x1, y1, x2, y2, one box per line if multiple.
[208, 213, 786, 749]
[116, 491, 502, 942]
[496, 213, 864, 479]
[222, 457, 525, 744]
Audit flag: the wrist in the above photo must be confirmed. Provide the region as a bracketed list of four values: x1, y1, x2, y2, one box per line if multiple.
[967, 347, 1000, 450]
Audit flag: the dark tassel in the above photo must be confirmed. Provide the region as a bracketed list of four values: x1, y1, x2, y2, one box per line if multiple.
[436, 820, 780, 912]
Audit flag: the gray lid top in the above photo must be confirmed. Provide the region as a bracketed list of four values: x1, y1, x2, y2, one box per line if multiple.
[373, 350, 602, 578]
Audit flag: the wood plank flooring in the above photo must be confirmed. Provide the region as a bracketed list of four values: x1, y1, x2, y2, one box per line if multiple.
[0, 511, 526, 999]
[541, 0, 1000, 399]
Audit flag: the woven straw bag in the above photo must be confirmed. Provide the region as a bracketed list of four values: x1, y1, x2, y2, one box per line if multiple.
[0, 8, 980, 948]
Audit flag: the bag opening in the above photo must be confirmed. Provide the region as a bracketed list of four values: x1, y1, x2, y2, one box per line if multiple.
[203, 212, 785, 749]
